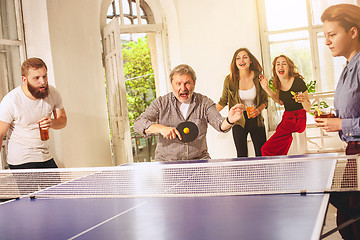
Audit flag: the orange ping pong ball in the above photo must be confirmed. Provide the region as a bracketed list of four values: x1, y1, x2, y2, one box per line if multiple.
[183, 127, 190, 134]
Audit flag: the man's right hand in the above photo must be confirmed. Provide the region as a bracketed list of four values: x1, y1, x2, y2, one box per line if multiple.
[145, 124, 182, 140]
[159, 126, 182, 140]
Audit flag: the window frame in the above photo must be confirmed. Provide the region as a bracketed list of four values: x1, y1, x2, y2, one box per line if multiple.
[103, 0, 170, 162]
[106, 0, 170, 97]
[257, 0, 360, 94]
[0, 0, 25, 169]
[257, 0, 323, 87]
[0, 0, 26, 93]
[256, 0, 359, 153]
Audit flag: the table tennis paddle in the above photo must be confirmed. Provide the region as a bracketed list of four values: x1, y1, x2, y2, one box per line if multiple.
[176, 121, 199, 143]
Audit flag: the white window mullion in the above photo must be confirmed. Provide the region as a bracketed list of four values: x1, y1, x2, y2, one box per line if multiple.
[306, 0, 319, 88]
[119, 23, 162, 33]
[14, 0, 25, 60]
[256, 0, 271, 77]
[135, 0, 141, 24]
[0, 39, 22, 46]
[117, 0, 124, 25]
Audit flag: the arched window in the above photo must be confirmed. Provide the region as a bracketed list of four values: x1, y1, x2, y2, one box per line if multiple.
[0, 0, 25, 169]
[103, 0, 169, 164]
[107, 0, 151, 25]
[0, 0, 25, 100]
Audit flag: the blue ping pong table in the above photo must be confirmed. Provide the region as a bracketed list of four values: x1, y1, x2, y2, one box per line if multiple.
[0, 154, 339, 240]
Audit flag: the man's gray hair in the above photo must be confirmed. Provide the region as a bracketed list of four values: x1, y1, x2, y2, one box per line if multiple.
[169, 64, 197, 82]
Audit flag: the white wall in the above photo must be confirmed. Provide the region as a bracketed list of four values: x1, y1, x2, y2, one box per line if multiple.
[22, 0, 113, 167]
[167, 0, 262, 159]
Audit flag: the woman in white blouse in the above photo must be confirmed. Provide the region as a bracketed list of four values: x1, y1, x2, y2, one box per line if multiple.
[217, 48, 268, 157]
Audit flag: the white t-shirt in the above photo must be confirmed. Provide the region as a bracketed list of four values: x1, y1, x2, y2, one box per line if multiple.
[239, 85, 256, 106]
[179, 102, 190, 119]
[0, 85, 64, 165]
[176, 99, 190, 119]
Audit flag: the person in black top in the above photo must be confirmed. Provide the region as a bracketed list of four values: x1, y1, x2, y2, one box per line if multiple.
[259, 55, 311, 156]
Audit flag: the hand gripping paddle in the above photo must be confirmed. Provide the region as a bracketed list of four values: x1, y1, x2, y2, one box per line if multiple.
[176, 121, 199, 143]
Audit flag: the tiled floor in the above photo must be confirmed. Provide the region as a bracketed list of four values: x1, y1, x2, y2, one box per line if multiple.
[322, 204, 342, 240]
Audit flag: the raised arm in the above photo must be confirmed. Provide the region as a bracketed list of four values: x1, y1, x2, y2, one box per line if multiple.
[259, 75, 283, 105]
[220, 103, 244, 131]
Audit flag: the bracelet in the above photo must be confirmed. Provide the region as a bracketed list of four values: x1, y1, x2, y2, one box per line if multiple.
[226, 117, 234, 125]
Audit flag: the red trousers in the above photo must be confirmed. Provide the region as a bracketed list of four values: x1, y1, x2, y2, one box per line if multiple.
[261, 109, 306, 156]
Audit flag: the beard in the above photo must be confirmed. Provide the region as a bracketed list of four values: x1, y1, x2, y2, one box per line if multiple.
[27, 82, 49, 99]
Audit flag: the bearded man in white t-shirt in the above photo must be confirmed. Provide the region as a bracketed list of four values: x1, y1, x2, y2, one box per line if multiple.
[0, 57, 67, 169]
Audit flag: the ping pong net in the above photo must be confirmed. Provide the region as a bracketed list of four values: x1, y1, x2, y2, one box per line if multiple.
[0, 154, 359, 199]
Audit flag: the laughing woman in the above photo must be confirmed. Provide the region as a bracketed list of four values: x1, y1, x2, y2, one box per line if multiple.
[317, 4, 360, 239]
[216, 48, 268, 157]
[259, 55, 311, 156]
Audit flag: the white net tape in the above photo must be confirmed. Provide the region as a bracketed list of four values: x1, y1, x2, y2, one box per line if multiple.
[0, 155, 358, 199]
